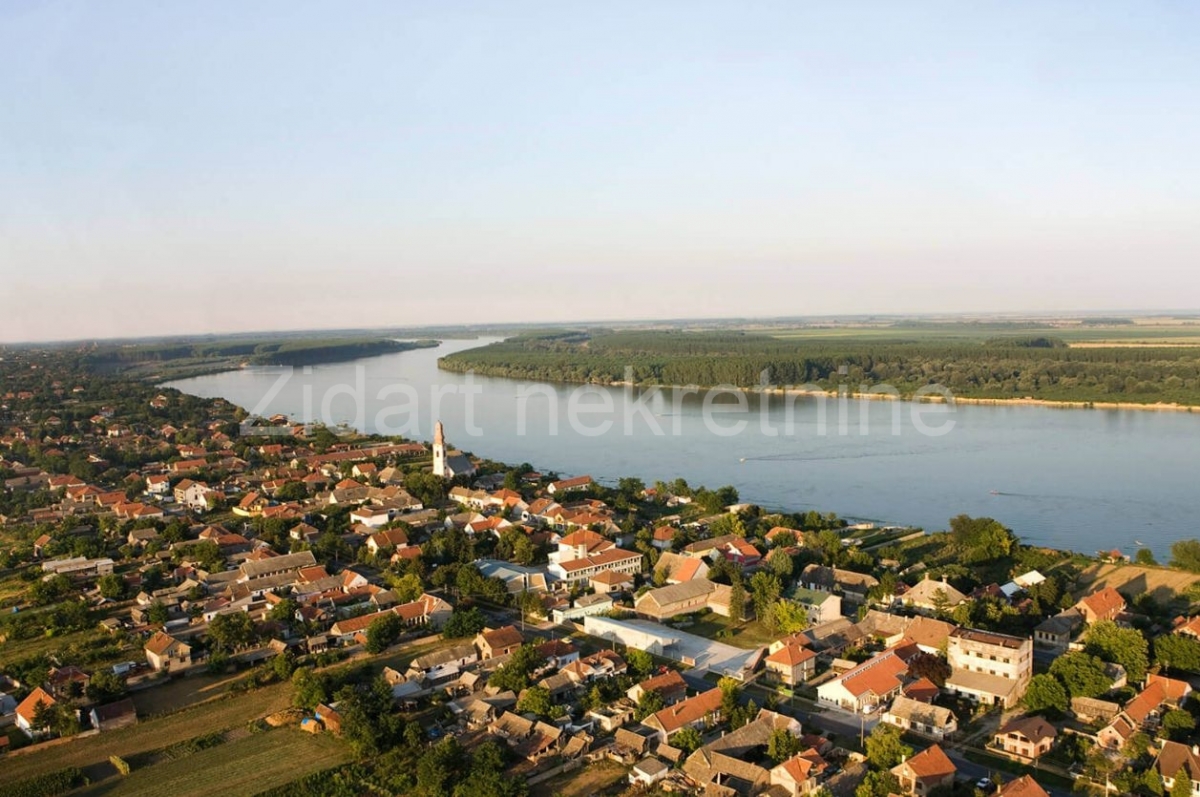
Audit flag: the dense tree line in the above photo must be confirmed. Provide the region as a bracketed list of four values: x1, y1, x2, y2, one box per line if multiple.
[439, 330, 1200, 403]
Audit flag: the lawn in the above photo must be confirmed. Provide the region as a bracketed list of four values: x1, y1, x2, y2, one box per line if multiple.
[681, 611, 778, 649]
[2, 682, 294, 783]
[69, 727, 352, 797]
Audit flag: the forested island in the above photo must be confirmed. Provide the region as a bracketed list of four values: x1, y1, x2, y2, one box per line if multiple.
[82, 337, 440, 381]
[438, 326, 1200, 406]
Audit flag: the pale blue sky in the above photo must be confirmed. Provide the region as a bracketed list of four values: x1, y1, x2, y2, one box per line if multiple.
[2, 2, 1199, 341]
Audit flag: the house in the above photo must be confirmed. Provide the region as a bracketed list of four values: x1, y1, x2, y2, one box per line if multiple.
[764, 635, 818, 686]
[144, 631, 193, 672]
[407, 644, 479, 683]
[998, 775, 1051, 797]
[1157, 740, 1200, 796]
[719, 537, 762, 568]
[882, 695, 958, 740]
[799, 564, 879, 602]
[475, 625, 524, 659]
[590, 569, 634, 594]
[681, 709, 802, 794]
[46, 665, 90, 699]
[548, 548, 642, 586]
[651, 526, 676, 550]
[1034, 609, 1083, 655]
[350, 506, 394, 529]
[891, 745, 957, 796]
[653, 551, 709, 584]
[629, 756, 670, 787]
[944, 627, 1033, 709]
[627, 670, 688, 706]
[770, 749, 829, 796]
[145, 474, 171, 495]
[366, 528, 409, 555]
[641, 687, 723, 743]
[561, 649, 627, 684]
[1175, 615, 1200, 640]
[787, 586, 843, 626]
[816, 647, 914, 713]
[315, 703, 343, 734]
[90, 698, 138, 731]
[901, 575, 969, 614]
[993, 715, 1056, 760]
[635, 579, 734, 621]
[174, 479, 212, 511]
[1098, 673, 1192, 749]
[547, 475, 593, 495]
[1074, 587, 1126, 625]
[15, 686, 57, 737]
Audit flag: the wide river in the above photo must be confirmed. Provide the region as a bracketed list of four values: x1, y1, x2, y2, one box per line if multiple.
[167, 338, 1199, 560]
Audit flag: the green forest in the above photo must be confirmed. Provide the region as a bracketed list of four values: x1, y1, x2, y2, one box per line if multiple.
[438, 328, 1200, 405]
[82, 338, 439, 380]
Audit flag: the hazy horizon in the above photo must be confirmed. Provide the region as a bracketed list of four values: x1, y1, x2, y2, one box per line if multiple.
[3, 2, 1199, 342]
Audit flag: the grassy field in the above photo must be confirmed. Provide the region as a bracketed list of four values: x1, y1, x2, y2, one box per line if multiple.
[2, 682, 294, 783]
[0, 628, 120, 669]
[530, 759, 628, 797]
[1075, 562, 1200, 605]
[680, 611, 778, 649]
[68, 727, 352, 797]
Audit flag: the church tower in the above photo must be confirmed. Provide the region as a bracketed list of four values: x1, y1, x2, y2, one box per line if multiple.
[432, 420, 446, 477]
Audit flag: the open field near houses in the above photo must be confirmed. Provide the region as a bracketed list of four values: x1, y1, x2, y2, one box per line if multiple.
[68, 727, 352, 797]
[3, 682, 293, 783]
[1075, 562, 1200, 605]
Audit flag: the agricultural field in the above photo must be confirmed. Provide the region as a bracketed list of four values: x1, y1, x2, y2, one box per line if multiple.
[1075, 562, 1200, 606]
[69, 727, 352, 797]
[1, 682, 293, 783]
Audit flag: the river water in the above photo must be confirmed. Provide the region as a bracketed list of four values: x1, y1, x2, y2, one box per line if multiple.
[166, 338, 1200, 559]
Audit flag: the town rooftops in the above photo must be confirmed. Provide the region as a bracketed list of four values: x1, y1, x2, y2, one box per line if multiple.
[16, 686, 56, 726]
[949, 627, 1028, 649]
[1077, 586, 1126, 618]
[480, 625, 524, 650]
[238, 550, 317, 580]
[555, 547, 641, 573]
[900, 744, 956, 780]
[998, 774, 1051, 797]
[646, 687, 723, 734]
[997, 715, 1057, 745]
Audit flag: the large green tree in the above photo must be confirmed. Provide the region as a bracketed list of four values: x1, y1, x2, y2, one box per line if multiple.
[1049, 653, 1113, 698]
[1084, 620, 1149, 682]
[1155, 634, 1200, 674]
[1023, 674, 1069, 715]
[864, 723, 911, 770]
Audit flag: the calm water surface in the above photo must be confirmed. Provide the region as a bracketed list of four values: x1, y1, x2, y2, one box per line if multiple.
[167, 338, 1200, 560]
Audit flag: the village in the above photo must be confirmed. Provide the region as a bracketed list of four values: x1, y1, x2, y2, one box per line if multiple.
[3, 353, 1200, 797]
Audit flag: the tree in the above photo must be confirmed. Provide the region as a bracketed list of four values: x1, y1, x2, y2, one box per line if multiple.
[948, 515, 1017, 563]
[1155, 634, 1200, 674]
[207, 611, 256, 652]
[517, 686, 563, 719]
[268, 598, 300, 628]
[1049, 653, 1113, 698]
[1161, 709, 1196, 741]
[767, 727, 803, 764]
[728, 575, 746, 623]
[1172, 768, 1194, 797]
[86, 670, 126, 703]
[147, 600, 169, 626]
[442, 606, 486, 639]
[772, 601, 809, 634]
[864, 723, 911, 770]
[1023, 674, 1069, 715]
[366, 612, 404, 654]
[487, 644, 545, 693]
[856, 771, 902, 797]
[292, 667, 327, 709]
[1135, 548, 1158, 566]
[1085, 620, 1149, 682]
[906, 653, 951, 688]
[388, 572, 425, 604]
[634, 688, 665, 721]
[1172, 540, 1200, 573]
[749, 571, 782, 629]
[97, 573, 126, 600]
[625, 648, 654, 680]
[673, 726, 702, 754]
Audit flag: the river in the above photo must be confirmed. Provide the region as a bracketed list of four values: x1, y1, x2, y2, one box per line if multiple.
[165, 338, 1199, 560]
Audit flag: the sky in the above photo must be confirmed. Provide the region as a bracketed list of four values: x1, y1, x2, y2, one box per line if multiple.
[2, 2, 1199, 342]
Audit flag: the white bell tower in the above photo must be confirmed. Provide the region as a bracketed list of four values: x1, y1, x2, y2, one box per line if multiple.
[432, 420, 446, 477]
